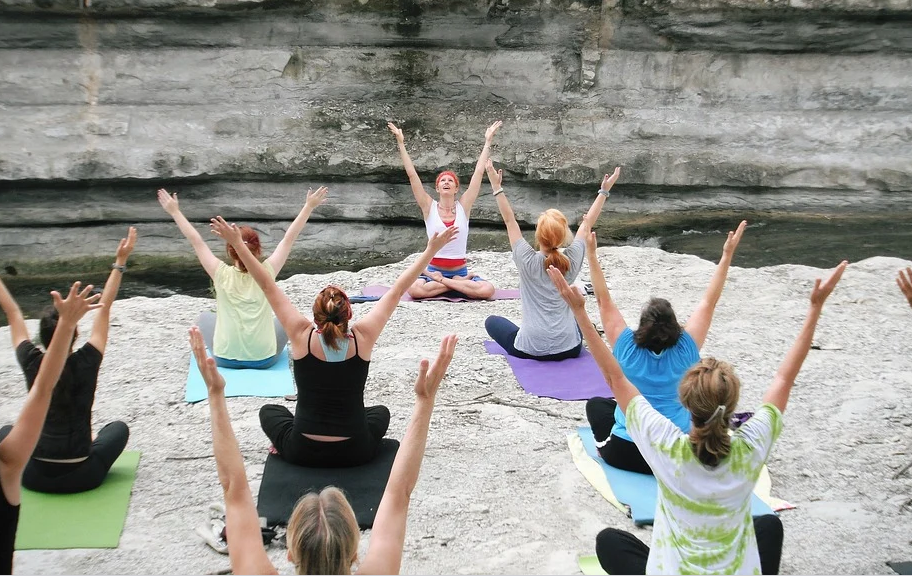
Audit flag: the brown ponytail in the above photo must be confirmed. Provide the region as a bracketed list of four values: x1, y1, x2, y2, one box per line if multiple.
[679, 358, 740, 467]
[312, 286, 352, 350]
[536, 209, 572, 275]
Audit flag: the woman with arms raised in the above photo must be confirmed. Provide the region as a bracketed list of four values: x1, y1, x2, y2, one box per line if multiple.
[210, 215, 457, 467]
[483, 160, 620, 360]
[388, 120, 501, 300]
[0, 230, 135, 494]
[0, 281, 101, 574]
[189, 326, 456, 575]
[550, 259, 847, 575]
[585, 221, 747, 474]
[158, 186, 327, 369]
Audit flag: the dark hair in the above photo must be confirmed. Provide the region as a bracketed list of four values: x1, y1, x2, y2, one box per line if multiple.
[39, 306, 78, 350]
[633, 298, 682, 354]
[312, 286, 352, 350]
[679, 358, 740, 467]
[226, 226, 262, 273]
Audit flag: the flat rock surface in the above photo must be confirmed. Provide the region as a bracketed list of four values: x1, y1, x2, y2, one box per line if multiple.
[1, 246, 910, 574]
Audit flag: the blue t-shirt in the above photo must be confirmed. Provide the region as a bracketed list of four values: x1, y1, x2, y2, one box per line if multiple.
[612, 327, 700, 441]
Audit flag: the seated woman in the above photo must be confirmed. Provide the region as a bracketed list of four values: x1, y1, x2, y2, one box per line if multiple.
[483, 160, 619, 361]
[585, 221, 747, 474]
[158, 186, 327, 369]
[549, 260, 847, 576]
[0, 230, 135, 495]
[189, 326, 456, 575]
[0, 281, 101, 574]
[210, 215, 457, 467]
[388, 120, 501, 300]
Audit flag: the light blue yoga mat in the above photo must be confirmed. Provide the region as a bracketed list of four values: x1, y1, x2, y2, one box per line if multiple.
[184, 347, 295, 403]
[577, 426, 775, 526]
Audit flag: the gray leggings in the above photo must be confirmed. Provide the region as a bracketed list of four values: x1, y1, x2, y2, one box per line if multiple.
[196, 311, 288, 368]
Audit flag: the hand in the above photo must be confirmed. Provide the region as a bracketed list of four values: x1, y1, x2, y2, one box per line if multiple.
[304, 186, 328, 210]
[485, 159, 503, 190]
[586, 231, 598, 255]
[210, 216, 243, 246]
[547, 265, 586, 311]
[387, 122, 405, 144]
[51, 281, 103, 324]
[810, 260, 848, 308]
[189, 326, 225, 395]
[115, 226, 137, 264]
[427, 271, 446, 283]
[427, 226, 459, 253]
[485, 120, 503, 143]
[897, 267, 912, 307]
[722, 220, 748, 258]
[600, 168, 621, 192]
[414, 334, 458, 400]
[157, 188, 180, 216]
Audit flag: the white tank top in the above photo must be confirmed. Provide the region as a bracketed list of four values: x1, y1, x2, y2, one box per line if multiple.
[424, 200, 469, 259]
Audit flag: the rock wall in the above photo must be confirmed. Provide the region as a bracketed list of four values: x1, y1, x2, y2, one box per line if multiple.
[1, 0, 911, 272]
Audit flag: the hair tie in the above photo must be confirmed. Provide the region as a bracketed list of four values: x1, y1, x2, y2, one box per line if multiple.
[707, 405, 726, 424]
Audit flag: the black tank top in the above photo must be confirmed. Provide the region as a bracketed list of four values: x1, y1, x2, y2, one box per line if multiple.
[293, 329, 371, 437]
[0, 483, 20, 575]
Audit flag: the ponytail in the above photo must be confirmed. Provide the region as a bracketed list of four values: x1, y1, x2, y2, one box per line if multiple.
[312, 286, 352, 350]
[536, 209, 572, 275]
[544, 250, 570, 275]
[679, 358, 740, 467]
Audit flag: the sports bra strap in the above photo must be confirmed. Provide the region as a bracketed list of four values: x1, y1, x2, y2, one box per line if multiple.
[352, 331, 359, 356]
[307, 326, 316, 355]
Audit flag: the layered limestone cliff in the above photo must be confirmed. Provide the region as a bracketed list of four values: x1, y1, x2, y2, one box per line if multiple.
[1, 0, 910, 272]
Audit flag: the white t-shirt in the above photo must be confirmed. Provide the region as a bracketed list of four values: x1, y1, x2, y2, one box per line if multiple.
[626, 395, 783, 575]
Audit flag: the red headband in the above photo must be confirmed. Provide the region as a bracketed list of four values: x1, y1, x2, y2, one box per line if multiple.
[435, 171, 460, 190]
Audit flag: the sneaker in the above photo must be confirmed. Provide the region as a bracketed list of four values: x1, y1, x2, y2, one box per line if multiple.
[196, 517, 228, 555]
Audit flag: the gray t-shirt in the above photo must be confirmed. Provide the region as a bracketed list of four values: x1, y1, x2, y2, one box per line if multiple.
[513, 238, 585, 356]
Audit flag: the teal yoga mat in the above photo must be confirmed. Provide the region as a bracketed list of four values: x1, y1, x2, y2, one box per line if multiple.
[184, 347, 295, 403]
[15, 451, 141, 550]
[577, 427, 775, 526]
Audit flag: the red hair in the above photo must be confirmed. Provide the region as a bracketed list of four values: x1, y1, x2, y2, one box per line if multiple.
[313, 286, 352, 350]
[435, 170, 460, 191]
[226, 226, 262, 272]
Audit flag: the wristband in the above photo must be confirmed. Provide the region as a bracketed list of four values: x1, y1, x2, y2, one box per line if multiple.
[598, 189, 610, 198]
[493, 187, 504, 196]
[111, 263, 126, 273]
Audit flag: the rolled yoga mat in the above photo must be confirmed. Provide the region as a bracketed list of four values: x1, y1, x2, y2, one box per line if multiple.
[184, 347, 295, 403]
[359, 285, 520, 302]
[15, 450, 141, 550]
[484, 341, 612, 401]
[256, 439, 399, 529]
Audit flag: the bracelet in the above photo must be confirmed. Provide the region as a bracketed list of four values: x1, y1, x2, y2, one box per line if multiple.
[493, 187, 504, 196]
[111, 263, 126, 273]
[598, 189, 611, 198]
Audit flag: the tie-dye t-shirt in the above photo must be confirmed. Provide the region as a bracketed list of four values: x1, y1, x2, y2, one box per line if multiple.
[626, 396, 783, 575]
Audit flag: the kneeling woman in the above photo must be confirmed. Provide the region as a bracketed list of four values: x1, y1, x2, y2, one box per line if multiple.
[0, 230, 136, 494]
[211, 215, 457, 467]
[550, 260, 847, 575]
[483, 161, 619, 360]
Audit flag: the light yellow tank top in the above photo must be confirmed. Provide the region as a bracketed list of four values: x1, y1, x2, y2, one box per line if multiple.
[213, 261, 276, 361]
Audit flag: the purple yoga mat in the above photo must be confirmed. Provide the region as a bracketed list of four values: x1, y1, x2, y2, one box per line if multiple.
[360, 285, 520, 302]
[483, 341, 613, 401]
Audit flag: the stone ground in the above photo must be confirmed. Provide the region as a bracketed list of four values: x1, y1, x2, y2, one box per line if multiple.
[1, 246, 911, 575]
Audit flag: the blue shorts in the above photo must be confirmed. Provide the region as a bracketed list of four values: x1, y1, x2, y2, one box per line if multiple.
[419, 264, 486, 283]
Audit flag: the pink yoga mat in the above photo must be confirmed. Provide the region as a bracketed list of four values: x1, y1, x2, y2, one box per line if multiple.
[484, 341, 613, 401]
[360, 285, 520, 302]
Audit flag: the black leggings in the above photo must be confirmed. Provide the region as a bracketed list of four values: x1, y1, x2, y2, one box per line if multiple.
[586, 397, 653, 475]
[596, 514, 784, 575]
[484, 315, 582, 361]
[259, 404, 390, 468]
[0, 421, 130, 494]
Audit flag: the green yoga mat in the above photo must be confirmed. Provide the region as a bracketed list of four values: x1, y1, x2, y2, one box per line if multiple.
[15, 451, 141, 550]
[578, 555, 608, 575]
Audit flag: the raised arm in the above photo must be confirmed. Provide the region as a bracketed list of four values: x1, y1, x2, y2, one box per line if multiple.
[0, 282, 101, 505]
[486, 159, 523, 248]
[265, 186, 327, 275]
[358, 334, 457, 576]
[0, 278, 29, 349]
[355, 227, 459, 347]
[158, 188, 221, 279]
[88, 227, 137, 354]
[586, 232, 627, 346]
[548, 266, 640, 413]
[684, 220, 747, 349]
[189, 327, 277, 576]
[763, 261, 847, 413]
[897, 267, 912, 310]
[575, 168, 620, 240]
[388, 123, 433, 218]
[459, 120, 502, 217]
[210, 217, 311, 346]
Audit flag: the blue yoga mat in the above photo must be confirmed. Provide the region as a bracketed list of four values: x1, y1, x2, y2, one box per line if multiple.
[577, 426, 775, 526]
[184, 347, 295, 403]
